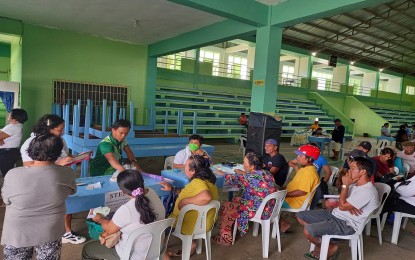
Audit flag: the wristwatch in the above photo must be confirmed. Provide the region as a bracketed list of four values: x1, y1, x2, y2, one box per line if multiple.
[341, 184, 347, 189]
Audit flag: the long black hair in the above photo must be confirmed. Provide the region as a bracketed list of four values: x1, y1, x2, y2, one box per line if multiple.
[32, 114, 65, 135]
[188, 155, 216, 184]
[117, 170, 157, 224]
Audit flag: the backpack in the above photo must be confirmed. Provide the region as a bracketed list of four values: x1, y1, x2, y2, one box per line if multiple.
[163, 188, 178, 218]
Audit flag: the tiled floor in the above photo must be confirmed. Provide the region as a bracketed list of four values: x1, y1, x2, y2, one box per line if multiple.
[0, 138, 414, 259]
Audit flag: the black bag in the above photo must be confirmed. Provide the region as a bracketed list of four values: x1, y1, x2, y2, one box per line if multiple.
[390, 180, 411, 202]
[163, 188, 178, 218]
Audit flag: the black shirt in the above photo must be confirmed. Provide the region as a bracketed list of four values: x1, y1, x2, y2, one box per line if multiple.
[263, 153, 289, 187]
[332, 125, 345, 143]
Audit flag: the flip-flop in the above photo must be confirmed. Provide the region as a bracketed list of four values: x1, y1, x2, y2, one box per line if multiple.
[304, 252, 319, 259]
[168, 249, 182, 257]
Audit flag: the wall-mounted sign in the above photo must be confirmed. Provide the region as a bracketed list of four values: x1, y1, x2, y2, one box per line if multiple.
[254, 80, 264, 86]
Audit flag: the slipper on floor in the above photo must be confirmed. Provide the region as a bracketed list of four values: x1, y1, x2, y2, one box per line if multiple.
[304, 252, 319, 260]
[168, 249, 182, 257]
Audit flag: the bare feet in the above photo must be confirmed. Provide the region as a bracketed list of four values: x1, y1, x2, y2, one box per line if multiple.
[327, 244, 339, 259]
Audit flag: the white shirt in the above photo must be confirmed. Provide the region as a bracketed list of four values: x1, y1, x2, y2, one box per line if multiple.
[112, 189, 165, 259]
[395, 175, 415, 206]
[0, 123, 23, 149]
[397, 151, 415, 173]
[173, 146, 192, 165]
[20, 133, 69, 162]
[332, 182, 379, 230]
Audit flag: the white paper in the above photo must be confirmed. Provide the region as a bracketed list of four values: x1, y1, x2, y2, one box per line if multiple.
[105, 190, 130, 212]
[87, 206, 111, 219]
[86, 182, 102, 190]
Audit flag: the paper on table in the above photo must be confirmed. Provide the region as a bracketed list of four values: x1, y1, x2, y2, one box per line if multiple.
[86, 182, 102, 190]
[87, 206, 111, 219]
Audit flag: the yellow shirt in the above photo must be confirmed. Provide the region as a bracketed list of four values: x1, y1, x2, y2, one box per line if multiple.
[171, 178, 219, 235]
[285, 165, 319, 209]
[310, 124, 319, 131]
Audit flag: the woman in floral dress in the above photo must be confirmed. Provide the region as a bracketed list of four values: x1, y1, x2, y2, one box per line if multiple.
[212, 152, 277, 245]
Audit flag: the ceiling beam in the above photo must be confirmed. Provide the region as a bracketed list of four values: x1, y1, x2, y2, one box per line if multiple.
[148, 20, 256, 57]
[270, 0, 394, 27]
[225, 44, 249, 54]
[168, 0, 268, 26]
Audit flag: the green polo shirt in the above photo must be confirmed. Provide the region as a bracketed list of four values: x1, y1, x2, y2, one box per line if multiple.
[90, 134, 128, 176]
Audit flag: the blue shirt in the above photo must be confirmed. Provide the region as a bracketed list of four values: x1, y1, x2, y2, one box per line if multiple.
[313, 155, 328, 176]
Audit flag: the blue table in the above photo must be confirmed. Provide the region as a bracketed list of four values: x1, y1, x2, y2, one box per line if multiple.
[308, 136, 332, 157]
[66, 175, 169, 214]
[161, 164, 240, 200]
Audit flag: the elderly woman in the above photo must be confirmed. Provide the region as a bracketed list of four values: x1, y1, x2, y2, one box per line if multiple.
[213, 152, 277, 245]
[1, 134, 76, 260]
[82, 170, 165, 260]
[159, 155, 218, 257]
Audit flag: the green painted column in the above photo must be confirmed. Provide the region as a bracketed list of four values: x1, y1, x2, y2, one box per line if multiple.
[345, 64, 350, 95]
[307, 56, 313, 89]
[250, 25, 283, 113]
[193, 48, 200, 89]
[374, 71, 380, 106]
[145, 56, 157, 124]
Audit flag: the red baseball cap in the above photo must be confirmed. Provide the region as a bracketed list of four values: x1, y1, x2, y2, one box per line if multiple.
[294, 145, 320, 160]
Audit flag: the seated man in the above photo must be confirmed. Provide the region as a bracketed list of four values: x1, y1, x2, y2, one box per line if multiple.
[310, 120, 319, 132]
[173, 134, 212, 169]
[262, 139, 289, 187]
[239, 113, 248, 127]
[397, 141, 415, 178]
[296, 157, 379, 259]
[90, 119, 143, 176]
[280, 145, 320, 232]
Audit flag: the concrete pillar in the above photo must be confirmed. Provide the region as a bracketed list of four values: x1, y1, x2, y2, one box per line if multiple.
[250, 25, 283, 113]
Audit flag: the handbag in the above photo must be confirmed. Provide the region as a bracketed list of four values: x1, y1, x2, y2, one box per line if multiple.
[101, 231, 121, 248]
[390, 180, 411, 202]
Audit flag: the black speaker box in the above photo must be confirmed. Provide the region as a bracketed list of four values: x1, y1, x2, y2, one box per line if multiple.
[329, 55, 337, 67]
[245, 112, 282, 157]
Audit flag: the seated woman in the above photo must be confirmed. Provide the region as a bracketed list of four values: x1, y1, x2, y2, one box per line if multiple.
[372, 147, 402, 184]
[1, 134, 76, 260]
[159, 155, 218, 257]
[82, 170, 165, 260]
[213, 152, 277, 245]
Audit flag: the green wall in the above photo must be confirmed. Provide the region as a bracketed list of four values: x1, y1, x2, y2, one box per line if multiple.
[13, 24, 148, 137]
[343, 96, 386, 137]
[0, 42, 10, 81]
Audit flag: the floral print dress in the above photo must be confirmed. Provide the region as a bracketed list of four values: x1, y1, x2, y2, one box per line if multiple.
[225, 170, 277, 235]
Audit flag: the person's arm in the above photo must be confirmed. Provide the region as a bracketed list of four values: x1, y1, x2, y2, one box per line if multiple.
[104, 152, 125, 172]
[55, 157, 73, 166]
[338, 171, 362, 215]
[178, 190, 212, 210]
[286, 189, 307, 197]
[288, 159, 300, 171]
[123, 145, 143, 172]
[268, 166, 280, 176]
[93, 213, 121, 239]
[0, 131, 10, 145]
[322, 165, 332, 183]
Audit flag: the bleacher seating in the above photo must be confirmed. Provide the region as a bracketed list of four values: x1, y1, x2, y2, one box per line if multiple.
[371, 107, 415, 134]
[155, 85, 337, 140]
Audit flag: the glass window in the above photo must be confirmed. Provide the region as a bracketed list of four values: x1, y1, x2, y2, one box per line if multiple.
[227, 55, 248, 80]
[406, 86, 415, 95]
[312, 71, 332, 91]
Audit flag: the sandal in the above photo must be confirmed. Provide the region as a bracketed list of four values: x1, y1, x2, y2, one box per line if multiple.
[304, 252, 319, 259]
[168, 249, 182, 257]
[212, 236, 232, 246]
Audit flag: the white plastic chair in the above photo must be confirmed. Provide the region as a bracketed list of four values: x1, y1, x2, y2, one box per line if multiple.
[164, 156, 175, 170]
[403, 163, 410, 178]
[281, 183, 320, 213]
[340, 139, 358, 160]
[376, 139, 389, 156]
[121, 218, 175, 260]
[326, 166, 339, 189]
[231, 190, 287, 258]
[171, 200, 220, 260]
[364, 182, 391, 244]
[390, 212, 415, 244]
[239, 136, 247, 156]
[282, 167, 294, 188]
[310, 209, 376, 260]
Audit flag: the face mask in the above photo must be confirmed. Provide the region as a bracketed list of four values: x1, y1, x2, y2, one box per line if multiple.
[189, 143, 199, 151]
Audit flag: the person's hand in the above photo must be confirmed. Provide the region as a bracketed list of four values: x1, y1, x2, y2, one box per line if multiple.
[132, 161, 143, 172]
[159, 181, 173, 191]
[234, 169, 245, 174]
[348, 208, 363, 216]
[342, 171, 358, 186]
[56, 156, 73, 166]
[92, 213, 104, 223]
[99, 235, 106, 244]
[288, 159, 298, 168]
[0, 140, 4, 146]
[216, 169, 225, 175]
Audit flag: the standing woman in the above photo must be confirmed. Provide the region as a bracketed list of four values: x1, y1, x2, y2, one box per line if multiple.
[0, 108, 28, 176]
[1, 134, 76, 260]
[20, 114, 84, 244]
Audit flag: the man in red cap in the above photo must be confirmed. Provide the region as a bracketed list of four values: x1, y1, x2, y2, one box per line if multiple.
[280, 145, 321, 232]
